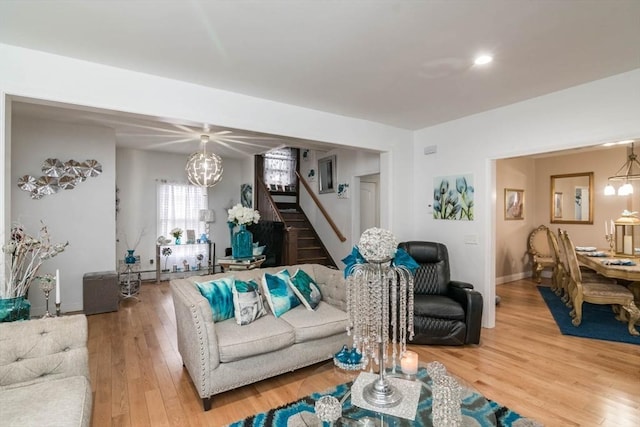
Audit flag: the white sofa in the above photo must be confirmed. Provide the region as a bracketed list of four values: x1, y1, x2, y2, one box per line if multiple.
[0, 315, 92, 427]
[170, 263, 349, 411]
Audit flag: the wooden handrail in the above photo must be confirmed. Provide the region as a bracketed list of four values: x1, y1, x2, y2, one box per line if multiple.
[296, 171, 347, 242]
[255, 176, 285, 223]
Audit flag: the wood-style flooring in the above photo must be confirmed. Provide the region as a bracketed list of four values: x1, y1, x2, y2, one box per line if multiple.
[87, 278, 640, 427]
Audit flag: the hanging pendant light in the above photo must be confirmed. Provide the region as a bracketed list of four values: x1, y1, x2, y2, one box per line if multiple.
[186, 135, 223, 187]
[604, 142, 640, 196]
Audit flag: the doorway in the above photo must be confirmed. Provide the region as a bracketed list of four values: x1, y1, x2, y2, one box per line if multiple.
[359, 174, 380, 234]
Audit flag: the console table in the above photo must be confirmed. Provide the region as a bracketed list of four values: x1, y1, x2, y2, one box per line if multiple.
[218, 255, 266, 272]
[155, 241, 215, 283]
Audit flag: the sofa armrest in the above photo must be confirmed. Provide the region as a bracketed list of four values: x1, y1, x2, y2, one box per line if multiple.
[170, 278, 221, 399]
[447, 283, 483, 345]
[0, 314, 89, 389]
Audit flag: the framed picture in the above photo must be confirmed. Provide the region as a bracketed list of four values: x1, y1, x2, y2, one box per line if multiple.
[186, 229, 196, 244]
[504, 188, 524, 220]
[318, 155, 336, 194]
[241, 183, 252, 207]
[554, 192, 563, 218]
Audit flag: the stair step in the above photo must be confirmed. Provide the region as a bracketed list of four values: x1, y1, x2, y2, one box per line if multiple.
[297, 256, 329, 263]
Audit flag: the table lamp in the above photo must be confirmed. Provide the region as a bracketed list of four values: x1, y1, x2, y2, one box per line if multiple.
[199, 209, 215, 242]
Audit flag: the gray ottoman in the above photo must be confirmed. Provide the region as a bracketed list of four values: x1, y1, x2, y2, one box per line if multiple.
[82, 270, 118, 315]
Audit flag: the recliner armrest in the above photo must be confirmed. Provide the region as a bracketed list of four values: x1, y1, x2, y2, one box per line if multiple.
[447, 283, 483, 345]
[449, 280, 473, 290]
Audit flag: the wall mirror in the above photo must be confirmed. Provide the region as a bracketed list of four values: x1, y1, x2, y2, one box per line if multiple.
[550, 172, 594, 224]
[318, 155, 336, 194]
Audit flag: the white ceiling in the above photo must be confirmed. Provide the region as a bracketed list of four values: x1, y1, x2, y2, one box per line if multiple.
[1, 0, 639, 156]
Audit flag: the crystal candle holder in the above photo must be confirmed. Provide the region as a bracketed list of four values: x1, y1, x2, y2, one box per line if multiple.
[314, 395, 342, 423]
[426, 361, 447, 383]
[431, 375, 462, 427]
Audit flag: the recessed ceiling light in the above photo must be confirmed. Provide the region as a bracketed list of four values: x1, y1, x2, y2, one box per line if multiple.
[474, 54, 493, 66]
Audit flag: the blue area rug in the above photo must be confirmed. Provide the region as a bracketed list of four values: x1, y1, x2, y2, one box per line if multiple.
[538, 286, 640, 345]
[227, 368, 535, 426]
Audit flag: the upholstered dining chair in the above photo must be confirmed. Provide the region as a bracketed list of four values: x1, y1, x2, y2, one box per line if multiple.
[397, 241, 483, 345]
[528, 225, 555, 283]
[560, 230, 640, 336]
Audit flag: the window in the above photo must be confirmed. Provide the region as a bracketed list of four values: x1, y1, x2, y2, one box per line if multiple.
[263, 148, 297, 190]
[157, 183, 207, 239]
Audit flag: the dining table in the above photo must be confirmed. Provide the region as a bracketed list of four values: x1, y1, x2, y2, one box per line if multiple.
[575, 250, 640, 306]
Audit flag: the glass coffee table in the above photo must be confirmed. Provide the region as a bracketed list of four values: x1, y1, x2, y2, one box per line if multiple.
[296, 360, 497, 426]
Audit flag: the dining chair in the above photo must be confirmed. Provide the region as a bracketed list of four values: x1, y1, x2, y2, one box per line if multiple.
[546, 228, 565, 296]
[527, 225, 555, 283]
[560, 230, 640, 336]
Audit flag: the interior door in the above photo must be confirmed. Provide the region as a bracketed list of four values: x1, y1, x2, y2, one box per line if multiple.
[360, 180, 379, 234]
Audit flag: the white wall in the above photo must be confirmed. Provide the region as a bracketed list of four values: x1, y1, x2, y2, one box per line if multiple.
[11, 116, 115, 315]
[116, 147, 249, 269]
[298, 147, 380, 264]
[414, 68, 640, 327]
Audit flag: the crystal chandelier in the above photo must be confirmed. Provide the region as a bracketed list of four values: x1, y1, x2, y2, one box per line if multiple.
[186, 135, 223, 187]
[604, 142, 640, 196]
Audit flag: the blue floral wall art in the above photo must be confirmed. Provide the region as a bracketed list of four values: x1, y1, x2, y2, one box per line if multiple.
[433, 174, 474, 220]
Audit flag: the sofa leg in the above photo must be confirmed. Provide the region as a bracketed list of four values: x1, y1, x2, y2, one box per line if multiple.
[202, 397, 213, 411]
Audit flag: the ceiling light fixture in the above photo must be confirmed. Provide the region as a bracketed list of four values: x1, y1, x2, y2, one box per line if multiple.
[604, 142, 640, 196]
[186, 134, 223, 187]
[474, 54, 493, 66]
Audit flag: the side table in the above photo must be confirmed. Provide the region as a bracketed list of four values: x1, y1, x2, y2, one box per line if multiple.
[218, 255, 266, 272]
[119, 264, 141, 300]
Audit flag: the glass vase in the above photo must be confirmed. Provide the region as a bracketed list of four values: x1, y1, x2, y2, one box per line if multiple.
[0, 296, 31, 322]
[125, 249, 136, 264]
[175, 237, 181, 245]
[232, 224, 253, 259]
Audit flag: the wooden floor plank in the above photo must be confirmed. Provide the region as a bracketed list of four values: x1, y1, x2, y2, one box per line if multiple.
[86, 278, 640, 427]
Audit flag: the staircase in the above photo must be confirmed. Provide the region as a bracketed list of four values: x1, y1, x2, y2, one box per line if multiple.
[279, 207, 336, 267]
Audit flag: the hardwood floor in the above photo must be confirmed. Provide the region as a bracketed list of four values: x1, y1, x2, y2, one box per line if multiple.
[87, 278, 640, 427]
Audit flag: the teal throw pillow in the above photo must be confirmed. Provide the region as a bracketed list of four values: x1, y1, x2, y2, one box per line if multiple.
[261, 270, 300, 317]
[232, 279, 267, 326]
[289, 269, 322, 310]
[195, 277, 235, 322]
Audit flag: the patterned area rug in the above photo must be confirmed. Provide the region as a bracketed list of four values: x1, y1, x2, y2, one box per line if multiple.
[227, 369, 540, 426]
[538, 286, 640, 345]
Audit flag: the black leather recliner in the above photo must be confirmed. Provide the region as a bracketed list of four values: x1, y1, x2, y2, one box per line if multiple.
[398, 241, 483, 345]
[247, 220, 285, 268]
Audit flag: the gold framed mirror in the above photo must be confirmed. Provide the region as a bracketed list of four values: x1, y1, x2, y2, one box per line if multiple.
[550, 172, 594, 224]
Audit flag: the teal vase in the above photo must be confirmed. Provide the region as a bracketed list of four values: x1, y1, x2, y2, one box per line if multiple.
[125, 249, 136, 264]
[175, 237, 181, 245]
[0, 296, 31, 322]
[232, 224, 253, 259]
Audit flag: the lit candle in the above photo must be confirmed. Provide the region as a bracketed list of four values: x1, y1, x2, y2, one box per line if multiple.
[400, 350, 418, 375]
[55, 269, 61, 304]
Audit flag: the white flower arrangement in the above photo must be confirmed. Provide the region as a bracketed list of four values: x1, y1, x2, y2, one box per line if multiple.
[227, 204, 260, 226]
[170, 228, 183, 239]
[1, 222, 68, 298]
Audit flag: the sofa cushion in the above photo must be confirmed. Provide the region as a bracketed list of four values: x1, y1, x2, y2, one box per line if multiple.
[195, 277, 235, 322]
[215, 315, 295, 362]
[280, 303, 348, 343]
[261, 270, 301, 317]
[232, 279, 267, 325]
[289, 269, 322, 310]
[0, 375, 92, 427]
